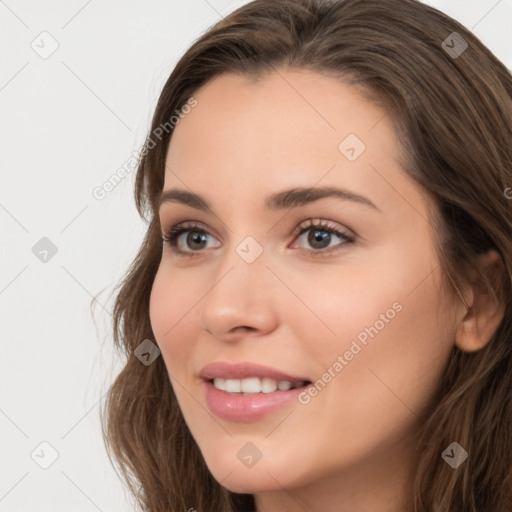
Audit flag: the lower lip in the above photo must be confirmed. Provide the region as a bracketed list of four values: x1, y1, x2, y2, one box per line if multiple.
[203, 380, 308, 422]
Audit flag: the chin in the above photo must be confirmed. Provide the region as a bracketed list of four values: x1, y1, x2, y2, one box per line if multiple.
[198, 441, 309, 494]
[208, 463, 288, 494]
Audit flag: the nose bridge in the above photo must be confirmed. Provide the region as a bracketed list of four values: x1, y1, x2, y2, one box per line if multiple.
[213, 226, 269, 289]
[198, 234, 278, 338]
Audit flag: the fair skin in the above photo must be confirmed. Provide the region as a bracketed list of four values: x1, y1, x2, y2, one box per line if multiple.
[149, 69, 503, 512]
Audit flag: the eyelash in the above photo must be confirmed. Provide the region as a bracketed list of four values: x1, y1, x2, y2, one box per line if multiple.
[162, 219, 355, 258]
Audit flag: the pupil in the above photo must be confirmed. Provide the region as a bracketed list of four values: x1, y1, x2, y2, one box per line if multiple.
[309, 229, 330, 249]
[188, 231, 207, 249]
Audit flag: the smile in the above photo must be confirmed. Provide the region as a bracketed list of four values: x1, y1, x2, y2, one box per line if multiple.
[212, 377, 308, 394]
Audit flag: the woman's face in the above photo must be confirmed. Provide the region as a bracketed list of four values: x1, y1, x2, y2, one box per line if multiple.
[149, 70, 460, 505]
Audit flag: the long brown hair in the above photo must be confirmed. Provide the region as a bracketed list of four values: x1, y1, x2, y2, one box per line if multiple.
[98, 0, 512, 510]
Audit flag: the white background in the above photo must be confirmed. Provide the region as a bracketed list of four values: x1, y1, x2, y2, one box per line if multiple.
[1, 1, 510, 510]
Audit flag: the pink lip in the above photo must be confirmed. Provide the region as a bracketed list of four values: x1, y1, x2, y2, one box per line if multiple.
[203, 380, 308, 422]
[199, 361, 311, 422]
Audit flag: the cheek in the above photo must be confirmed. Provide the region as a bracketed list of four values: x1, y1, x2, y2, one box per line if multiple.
[149, 266, 199, 377]
[291, 246, 454, 431]
[294, 239, 453, 366]
[261, 253, 454, 479]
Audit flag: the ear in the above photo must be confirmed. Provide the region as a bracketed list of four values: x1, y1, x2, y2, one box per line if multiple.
[455, 250, 506, 353]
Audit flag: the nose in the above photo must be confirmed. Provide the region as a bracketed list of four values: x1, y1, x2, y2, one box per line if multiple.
[199, 247, 279, 342]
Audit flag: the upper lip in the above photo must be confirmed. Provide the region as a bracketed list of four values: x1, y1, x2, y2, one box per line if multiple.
[199, 362, 310, 383]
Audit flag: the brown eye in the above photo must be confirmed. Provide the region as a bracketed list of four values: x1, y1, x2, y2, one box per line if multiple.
[292, 219, 355, 257]
[162, 222, 221, 255]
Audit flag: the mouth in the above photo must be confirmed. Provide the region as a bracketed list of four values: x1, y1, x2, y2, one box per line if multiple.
[199, 362, 313, 422]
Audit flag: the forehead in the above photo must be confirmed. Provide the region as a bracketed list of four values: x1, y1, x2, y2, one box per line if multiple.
[166, 70, 400, 165]
[162, 69, 425, 218]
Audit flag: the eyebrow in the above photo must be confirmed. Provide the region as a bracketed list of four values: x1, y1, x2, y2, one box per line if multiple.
[158, 186, 381, 212]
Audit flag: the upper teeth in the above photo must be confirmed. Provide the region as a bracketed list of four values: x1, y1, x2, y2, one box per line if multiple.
[213, 377, 304, 394]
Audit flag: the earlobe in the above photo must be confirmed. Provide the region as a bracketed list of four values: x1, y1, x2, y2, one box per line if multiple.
[454, 250, 506, 353]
